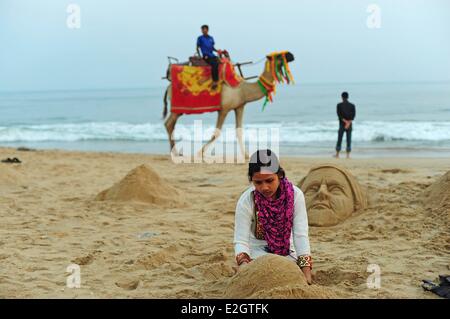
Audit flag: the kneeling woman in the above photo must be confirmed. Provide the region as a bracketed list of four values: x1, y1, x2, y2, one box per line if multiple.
[234, 150, 313, 284]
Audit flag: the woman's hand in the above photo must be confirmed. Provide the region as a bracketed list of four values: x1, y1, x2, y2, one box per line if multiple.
[234, 253, 252, 274]
[297, 255, 313, 284]
[301, 267, 313, 285]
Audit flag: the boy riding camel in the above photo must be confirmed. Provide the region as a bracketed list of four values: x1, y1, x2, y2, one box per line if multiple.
[196, 25, 221, 90]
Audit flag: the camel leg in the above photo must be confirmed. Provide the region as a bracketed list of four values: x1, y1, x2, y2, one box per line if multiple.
[164, 112, 181, 154]
[200, 109, 229, 157]
[234, 106, 249, 160]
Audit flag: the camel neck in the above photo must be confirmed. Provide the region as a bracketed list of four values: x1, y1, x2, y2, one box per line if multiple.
[241, 60, 275, 104]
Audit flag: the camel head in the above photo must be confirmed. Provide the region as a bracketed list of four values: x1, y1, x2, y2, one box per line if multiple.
[256, 51, 295, 110]
[285, 52, 295, 62]
[265, 51, 295, 85]
[267, 51, 295, 65]
[267, 51, 294, 60]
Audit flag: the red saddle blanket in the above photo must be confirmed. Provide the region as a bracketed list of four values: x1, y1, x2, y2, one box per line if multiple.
[170, 59, 242, 114]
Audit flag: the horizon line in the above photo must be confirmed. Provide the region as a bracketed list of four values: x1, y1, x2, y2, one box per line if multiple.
[1, 79, 449, 95]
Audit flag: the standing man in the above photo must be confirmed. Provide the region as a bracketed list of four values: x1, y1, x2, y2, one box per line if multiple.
[197, 25, 220, 89]
[335, 92, 356, 159]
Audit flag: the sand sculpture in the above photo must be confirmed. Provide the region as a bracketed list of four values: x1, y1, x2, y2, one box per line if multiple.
[96, 164, 181, 205]
[422, 171, 450, 210]
[298, 165, 368, 227]
[224, 254, 336, 298]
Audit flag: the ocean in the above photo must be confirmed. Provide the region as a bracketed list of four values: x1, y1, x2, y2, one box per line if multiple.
[1, 82, 450, 158]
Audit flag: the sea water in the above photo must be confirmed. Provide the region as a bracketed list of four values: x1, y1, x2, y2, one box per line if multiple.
[1, 81, 449, 158]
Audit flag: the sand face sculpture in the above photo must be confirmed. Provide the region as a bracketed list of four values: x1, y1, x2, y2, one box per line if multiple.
[298, 165, 368, 227]
[224, 254, 336, 298]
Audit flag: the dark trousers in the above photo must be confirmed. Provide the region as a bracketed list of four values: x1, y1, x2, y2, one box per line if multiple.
[336, 121, 353, 152]
[204, 56, 219, 82]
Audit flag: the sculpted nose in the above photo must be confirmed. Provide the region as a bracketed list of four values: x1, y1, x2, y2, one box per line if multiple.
[316, 184, 329, 200]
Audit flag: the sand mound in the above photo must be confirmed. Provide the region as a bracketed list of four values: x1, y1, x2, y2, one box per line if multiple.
[95, 164, 182, 205]
[224, 254, 337, 299]
[422, 171, 450, 210]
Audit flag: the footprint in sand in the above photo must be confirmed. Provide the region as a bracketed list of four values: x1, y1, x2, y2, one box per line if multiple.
[381, 169, 411, 174]
[200, 262, 235, 280]
[313, 267, 365, 286]
[115, 279, 140, 290]
[136, 245, 178, 269]
[207, 250, 228, 263]
[72, 251, 101, 265]
[72, 254, 94, 266]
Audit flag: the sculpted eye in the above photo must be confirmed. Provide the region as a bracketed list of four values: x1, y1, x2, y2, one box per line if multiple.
[329, 185, 344, 194]
[306, 185, 319, 193]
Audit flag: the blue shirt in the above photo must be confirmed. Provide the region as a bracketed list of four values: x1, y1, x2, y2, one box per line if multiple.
[197, 35, 216, 58]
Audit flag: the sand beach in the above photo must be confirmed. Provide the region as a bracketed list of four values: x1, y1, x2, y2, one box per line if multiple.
[0, 147, 448, 298]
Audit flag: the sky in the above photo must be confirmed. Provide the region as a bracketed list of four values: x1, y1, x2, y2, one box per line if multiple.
[0, 0, 449, 92]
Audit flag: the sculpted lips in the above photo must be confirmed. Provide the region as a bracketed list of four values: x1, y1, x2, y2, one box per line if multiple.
[311, 202, 331, 210]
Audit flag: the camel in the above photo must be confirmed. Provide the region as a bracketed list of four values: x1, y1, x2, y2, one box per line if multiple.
[162, 51, 295, 158]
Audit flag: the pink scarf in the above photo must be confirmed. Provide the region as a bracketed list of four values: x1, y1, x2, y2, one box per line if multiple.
[254, 178, 295, 256]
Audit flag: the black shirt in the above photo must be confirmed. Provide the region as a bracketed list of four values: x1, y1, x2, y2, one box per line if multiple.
[337, 101, 356, 121]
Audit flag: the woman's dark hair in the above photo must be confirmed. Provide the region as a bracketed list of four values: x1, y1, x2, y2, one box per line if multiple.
[342, 92, 349, 99]
[248, 149, 285, 182]
[201, 25, 209, 30]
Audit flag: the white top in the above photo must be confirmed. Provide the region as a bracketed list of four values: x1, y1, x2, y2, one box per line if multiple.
[234, 185, 311, 258]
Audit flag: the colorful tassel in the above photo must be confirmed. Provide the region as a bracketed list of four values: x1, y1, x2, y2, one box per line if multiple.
[258, 52, 295, 110]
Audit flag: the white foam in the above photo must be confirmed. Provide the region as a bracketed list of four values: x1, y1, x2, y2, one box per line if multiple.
[0, 121, 449, 143]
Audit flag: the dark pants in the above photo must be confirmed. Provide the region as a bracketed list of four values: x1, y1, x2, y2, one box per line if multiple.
[204, 56, 219, 82]
[336, 121, 353, 152]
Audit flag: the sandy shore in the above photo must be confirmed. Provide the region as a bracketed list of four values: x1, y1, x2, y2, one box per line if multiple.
[0, 147, 449, 298]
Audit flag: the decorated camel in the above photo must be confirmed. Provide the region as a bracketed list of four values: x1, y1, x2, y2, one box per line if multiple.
[162, 51, 295, 158]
